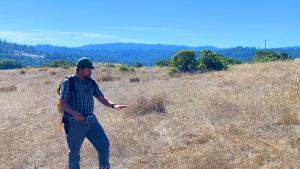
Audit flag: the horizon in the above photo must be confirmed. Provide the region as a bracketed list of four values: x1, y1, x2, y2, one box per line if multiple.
[0, 0, 300, 48]
[1, 38, 300, 50]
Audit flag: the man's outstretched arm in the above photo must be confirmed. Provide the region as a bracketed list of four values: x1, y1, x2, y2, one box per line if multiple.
[96, 95, 129, 110]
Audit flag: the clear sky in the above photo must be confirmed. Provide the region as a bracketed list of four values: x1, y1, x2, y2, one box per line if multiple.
[0, 0, 299, 48]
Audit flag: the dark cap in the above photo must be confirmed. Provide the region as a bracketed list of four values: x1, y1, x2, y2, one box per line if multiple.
[76, 57, 95, 69]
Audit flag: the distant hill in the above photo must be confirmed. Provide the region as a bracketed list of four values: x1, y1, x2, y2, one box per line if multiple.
[0, 40, 49, 66]
[35, 43, 218, 66]
[1, 39, 300, 66]
[80, 43, 218, 51]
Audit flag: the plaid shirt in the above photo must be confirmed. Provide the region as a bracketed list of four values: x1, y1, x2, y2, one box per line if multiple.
[59, 74, 104, 117]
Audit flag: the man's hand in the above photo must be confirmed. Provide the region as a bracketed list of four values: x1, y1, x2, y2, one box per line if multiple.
[96, 96, 129, 110]
[60, 100, 85, 121]
[73, 112, 85, 121]
[113, 104, 129, 110]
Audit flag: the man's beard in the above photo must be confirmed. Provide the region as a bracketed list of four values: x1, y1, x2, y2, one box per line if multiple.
[85, 74, 92, 78]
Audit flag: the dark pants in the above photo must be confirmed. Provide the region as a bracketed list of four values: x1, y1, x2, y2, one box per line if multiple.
[66, 116, 110, 169]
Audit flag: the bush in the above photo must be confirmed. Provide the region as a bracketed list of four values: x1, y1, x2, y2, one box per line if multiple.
[99, 75, 113, 82]
[0, 59, 23, 70]
[255, 50, 292, 62]
[223, 58, 242, 65]
[160, 50, 241, 75]
[118, 64, 135, 72]
[127, 94, 167, 116]
[156, 59, 171, 67]
[198, 50, 228, 71]
[171, 50, 197, 72]
[130, 77, 140, 83]
[19, 70, 26, 75]
[46, 60, 75, 69]
[167, 66, 180, 77]
[97, 75, 120, 82]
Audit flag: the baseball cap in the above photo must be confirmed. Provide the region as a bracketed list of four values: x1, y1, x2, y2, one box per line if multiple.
[76, 57, 95, 69]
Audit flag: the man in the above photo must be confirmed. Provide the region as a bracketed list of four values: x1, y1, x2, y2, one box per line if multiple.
[60, 57, 128, 169]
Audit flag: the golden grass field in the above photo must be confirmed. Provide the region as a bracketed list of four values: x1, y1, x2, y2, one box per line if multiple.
[0, 61, 299, 169]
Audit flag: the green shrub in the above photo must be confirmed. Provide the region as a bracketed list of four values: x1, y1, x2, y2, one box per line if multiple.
[172, 50, 197, 72]
[118, 64, 135, 72]
[0, 59, 23, 70]
[156, 59, 171, 67]
[255, 50, 292, 62]
[46, 60, 75, 69]
[223, 58, 242, 65]
[167, 66, 180, 77]
[198, 50, 228, 71]
[160, 50, 241, 75]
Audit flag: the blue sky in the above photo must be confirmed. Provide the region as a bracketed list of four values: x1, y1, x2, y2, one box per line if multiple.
[0, 0, 299, 48]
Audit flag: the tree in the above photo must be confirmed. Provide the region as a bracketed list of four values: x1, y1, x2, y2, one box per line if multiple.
[171, 50, 197, 72]
[255, 50, 292, 62]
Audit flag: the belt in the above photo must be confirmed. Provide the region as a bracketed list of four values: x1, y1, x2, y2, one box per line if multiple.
[69, 115, 97, 127]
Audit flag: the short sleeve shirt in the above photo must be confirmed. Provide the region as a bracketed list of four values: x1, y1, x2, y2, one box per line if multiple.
[59, 74, 104, 116]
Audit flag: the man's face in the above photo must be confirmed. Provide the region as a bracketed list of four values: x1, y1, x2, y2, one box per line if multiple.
[79, 67, 92, 78]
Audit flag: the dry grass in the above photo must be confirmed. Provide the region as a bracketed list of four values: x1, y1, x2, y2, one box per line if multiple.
[0, 61, 300, 168]
[126, 93, 167, 116]
[97, 75, 121, 82]
[279, 111, 300, 125]
[39, 68, 49, 72]
[19, 69, 26, 75]
[129, 76, 140, 83]
[49, 70, 57, 75]
[0, 85, 17, 93]
[44, 80, 53, 85]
